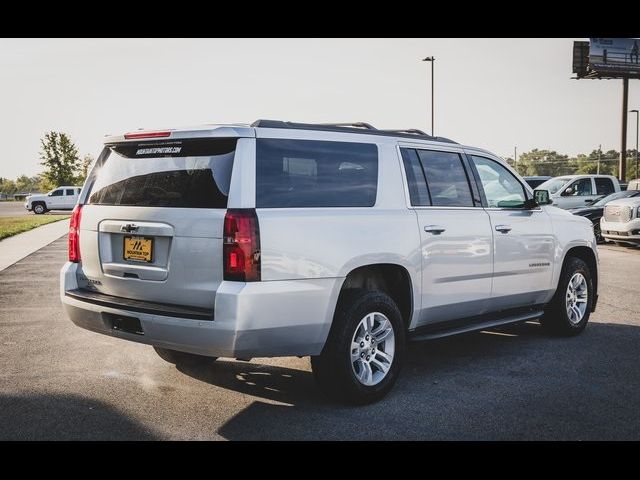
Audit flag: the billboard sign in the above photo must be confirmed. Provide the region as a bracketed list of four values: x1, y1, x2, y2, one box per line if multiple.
[589, 38, 640, 77]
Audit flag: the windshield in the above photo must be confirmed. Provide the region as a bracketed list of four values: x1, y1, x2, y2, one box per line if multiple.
[538, 177, 572, 194]
[593, 190, 640, 206]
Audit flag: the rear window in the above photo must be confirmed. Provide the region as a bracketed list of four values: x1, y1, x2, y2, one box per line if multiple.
[87, 138, 236, 208]
[595, 177, 615, 195]
[256, 139, 378, 208]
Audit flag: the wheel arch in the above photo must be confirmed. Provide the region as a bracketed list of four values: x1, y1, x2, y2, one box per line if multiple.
[336, 263, 415, 330]
[32, 200, 47, 213]
[563, 246, 598, 311]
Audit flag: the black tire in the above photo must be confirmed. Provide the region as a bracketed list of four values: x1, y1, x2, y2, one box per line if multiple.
[311, 289, 405, 405]
[593, 223, 603, 243]
[540, 256, 593, 336]
[153, 346, 217, 366]
[33, 202, 47, 215]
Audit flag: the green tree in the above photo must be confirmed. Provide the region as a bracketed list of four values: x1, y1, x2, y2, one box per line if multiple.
[15, 174, 42, 193]
[76, 154, 94, 185]
[0, 179, 17, 195]
[39, 132, 81, 187]
[514, 149, 571, 176]
[38, 176, 55, 193]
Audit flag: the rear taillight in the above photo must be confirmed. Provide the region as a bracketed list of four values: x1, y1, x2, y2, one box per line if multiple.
[223, 209, 261, 282]
[68, 204, 82, 262]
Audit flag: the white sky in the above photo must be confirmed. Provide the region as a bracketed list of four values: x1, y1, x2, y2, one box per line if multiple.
[1, 38, 639, 179]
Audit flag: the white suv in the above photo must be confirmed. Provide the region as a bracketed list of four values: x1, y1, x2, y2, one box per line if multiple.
[26, 186, 81, 214]
[536, 175, 620, 209]
[60, 120, 599, 404]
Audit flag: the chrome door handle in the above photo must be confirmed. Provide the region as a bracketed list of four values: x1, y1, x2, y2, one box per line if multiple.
[495, 225, 512, 234]
[424, 225, 446, 235]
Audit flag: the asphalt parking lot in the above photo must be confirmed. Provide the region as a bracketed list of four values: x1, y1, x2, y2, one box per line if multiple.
[0, 238, 639, 440]
[0, 201, 68, 217]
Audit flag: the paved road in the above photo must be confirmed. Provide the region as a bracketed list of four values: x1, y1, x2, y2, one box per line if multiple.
[0, 201, 69, 217]
[0, 239, 639, 440]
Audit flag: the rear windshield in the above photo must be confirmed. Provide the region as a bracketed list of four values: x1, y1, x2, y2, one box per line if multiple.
[87, 138, 236, 208]
[256, 139, 378, 208]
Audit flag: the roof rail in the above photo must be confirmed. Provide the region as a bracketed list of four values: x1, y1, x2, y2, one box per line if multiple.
[250, 119, 458, 144]
[381, 128, 428, 135]
[315, 122, 377, 130]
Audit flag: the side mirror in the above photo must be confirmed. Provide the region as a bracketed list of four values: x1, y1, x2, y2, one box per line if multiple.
[562, 187, 574, 196]
[47, 192, 53, 196]
[534, 189, 552, 206]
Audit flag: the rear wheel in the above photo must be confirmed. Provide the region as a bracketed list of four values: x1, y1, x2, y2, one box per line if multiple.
[540, 256, 592, 336]
[311, 289, 405, 404]
[153, 346, 217, 366]
[33, 203, 46, 214]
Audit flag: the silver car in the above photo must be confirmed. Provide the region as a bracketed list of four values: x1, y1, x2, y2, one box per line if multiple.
[61, 120, 599, 403]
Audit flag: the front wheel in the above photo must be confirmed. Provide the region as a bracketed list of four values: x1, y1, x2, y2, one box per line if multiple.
[33, 203, 46, 215]
[311, 289, 405, 404]
[153, 346, 217, 366]
[593, 223, 603, 243]
[540, 256, 592, 336]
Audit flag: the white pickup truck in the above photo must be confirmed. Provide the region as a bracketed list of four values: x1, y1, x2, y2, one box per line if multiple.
[536, 175, 620, 209]
[25, 186, 81, 214]
[601, 195, 640, 246]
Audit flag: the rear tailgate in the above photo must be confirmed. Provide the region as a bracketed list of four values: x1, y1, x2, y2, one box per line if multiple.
[77, 137, 237, 311]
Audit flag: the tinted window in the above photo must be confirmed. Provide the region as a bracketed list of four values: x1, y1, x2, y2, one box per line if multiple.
[50, 189, 63, 197]
[401, 148, 429, 206]
[472, 156, 526, 208]
[568, 178, 593, 196]
[256, 139, 378, 208]
[65, 189, 75, 195]
[88, 138, 236, 208]
[417, 150, 473, 207]
[595, 178, 615, 195]
[525, 179, 547, 189]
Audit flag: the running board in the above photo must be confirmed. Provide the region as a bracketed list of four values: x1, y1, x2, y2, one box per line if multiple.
[409, 309, 544, 342]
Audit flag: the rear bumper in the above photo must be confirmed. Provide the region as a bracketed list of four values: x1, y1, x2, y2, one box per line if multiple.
[60, 262, 341, 358]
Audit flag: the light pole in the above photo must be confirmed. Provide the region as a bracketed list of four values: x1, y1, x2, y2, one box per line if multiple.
[422, 56, 435, 136]
[631, 109, 639, 178]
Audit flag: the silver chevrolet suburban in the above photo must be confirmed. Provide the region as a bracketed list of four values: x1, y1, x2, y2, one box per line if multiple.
[60, 120, 599, 404]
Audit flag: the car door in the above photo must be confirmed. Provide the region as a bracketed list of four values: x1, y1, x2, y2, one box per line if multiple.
[557, 178, 599, 209]
[60, 188, 77, 209]
[64, 188, 79, 209]
[47, 189, 64, 208]
[595, 177, 616, 196]
[400, 147, 493, 327]
[468, 154, 556, 310]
